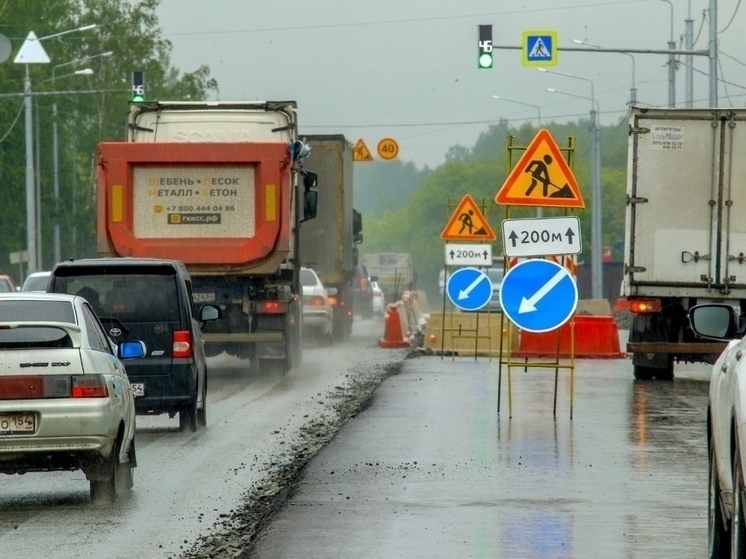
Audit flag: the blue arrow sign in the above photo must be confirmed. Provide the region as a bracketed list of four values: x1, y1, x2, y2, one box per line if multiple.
[446, 267, 493, 311]
[499, 259, 577, 332]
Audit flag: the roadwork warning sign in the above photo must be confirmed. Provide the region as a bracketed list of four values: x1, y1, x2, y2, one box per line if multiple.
[495, 129, 584, 208]
[353, 139, 374, 162]
[441, 194, 497, 241]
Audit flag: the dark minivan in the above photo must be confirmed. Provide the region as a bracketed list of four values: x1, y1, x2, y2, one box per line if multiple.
[47, 258, 220, 431]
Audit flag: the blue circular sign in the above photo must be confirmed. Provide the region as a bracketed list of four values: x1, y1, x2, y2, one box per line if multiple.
[499, 259, 578, 332]
[446, 267, 493, 311]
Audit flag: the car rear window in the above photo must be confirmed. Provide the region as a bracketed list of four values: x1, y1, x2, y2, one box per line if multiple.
[0, 300, 75, 323]
[0, 326, 72, 349]
[300, 269, 317, 287]
[51, 271, 179, 323]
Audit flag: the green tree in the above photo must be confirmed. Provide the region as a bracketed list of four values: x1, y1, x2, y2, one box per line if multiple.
[0, 0, 218, 280]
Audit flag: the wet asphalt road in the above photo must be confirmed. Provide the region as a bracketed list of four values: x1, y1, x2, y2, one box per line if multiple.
[249, 338, 710, 559]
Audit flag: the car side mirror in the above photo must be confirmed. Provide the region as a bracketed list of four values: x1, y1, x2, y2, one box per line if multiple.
[199, 304, 221, 322]
[689, 304, 741, 340]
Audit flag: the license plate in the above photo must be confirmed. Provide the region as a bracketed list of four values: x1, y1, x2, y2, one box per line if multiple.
[131, 383, 145, 397]
[0, 413, 35, 434]
[193, 292, 216, 303]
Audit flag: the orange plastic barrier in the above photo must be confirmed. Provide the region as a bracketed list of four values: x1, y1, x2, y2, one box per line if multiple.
[379, 304, 411, 349]
[515, 315, 626, 358]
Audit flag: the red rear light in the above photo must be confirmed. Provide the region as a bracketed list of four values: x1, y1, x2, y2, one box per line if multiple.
[630, 299, 662, 313]
[0, 375, 109, 399]
[310, 295, 326, 307]
[257, 301, 290, 314]
[173, 330, 192, 358]
[71, 375, 109, 398]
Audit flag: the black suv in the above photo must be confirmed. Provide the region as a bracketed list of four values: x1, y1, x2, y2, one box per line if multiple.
[47, 258, 220, 432]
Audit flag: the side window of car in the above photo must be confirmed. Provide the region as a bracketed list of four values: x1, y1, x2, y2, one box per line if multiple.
[82, 304, 112, 354]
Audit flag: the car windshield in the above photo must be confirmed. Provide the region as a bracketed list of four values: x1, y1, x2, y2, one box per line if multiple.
[22, 274, 50, 292]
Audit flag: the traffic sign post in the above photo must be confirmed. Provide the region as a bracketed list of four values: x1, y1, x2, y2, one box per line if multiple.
[501, 216, 581, 258]
[445, 243, 492, 266]
[446, 267, 493, 312]
[499, 259, 578, 333]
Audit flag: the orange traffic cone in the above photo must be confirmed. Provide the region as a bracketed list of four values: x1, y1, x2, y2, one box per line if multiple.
[379, 304, 411, 348]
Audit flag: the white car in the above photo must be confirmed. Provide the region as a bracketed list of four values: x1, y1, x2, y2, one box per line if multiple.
[21, 270, 51, 292]
[0, 292, 145, 502]
[300, 267, 335, 345]
[688, 303, 746, 556]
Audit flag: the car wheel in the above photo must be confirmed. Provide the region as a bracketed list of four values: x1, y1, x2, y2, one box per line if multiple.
[709, 432, 728, 558]
[733, 436, 746, 558]
[179, 392, 198, 432]
[197, 372, 207, 428]
[90, 435, 126, 503]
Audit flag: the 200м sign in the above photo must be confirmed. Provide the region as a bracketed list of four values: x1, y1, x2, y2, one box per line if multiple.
[501, 216, 582, 258]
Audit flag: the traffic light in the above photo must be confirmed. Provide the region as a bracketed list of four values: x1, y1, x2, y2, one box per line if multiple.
[131, 71, 145, 103]
[478, 25, 493, 69]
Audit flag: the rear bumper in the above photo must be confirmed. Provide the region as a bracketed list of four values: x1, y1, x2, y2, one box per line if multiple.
[128, 362, 197, 415]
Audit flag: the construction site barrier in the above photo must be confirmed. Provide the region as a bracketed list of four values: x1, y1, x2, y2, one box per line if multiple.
[379, 303, 412, 348]
[423, 312, 519, 356]
[515, 315, 626, 358]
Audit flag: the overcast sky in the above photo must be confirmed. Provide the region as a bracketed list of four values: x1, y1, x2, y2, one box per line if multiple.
[156, 0, 745, 169]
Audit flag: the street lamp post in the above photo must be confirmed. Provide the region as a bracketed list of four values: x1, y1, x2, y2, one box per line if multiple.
[48, 50, 111, 264]
[572, 39, 637, 105]
[14, 24, 96, 275]
[539, 68, 603, 300]
[660, 0, 676, 107]
[490, 95, 541, 126]
[49, 67, 96, 263]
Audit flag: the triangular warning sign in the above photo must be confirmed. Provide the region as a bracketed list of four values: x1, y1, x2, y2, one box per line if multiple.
[441, 194, 497, 241]
[13, 32, 50, 64]
[353, 139, 374, 162]
[495, 129, 585, 209]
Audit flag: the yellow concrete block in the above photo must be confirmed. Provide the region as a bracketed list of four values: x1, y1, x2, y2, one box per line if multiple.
[423, 312, 518, 356]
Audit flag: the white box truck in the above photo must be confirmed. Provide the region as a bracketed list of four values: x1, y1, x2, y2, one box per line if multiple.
[624, 107, 744, 379]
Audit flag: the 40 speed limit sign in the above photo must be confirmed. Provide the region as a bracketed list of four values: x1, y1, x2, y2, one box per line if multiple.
[501, 216, 582, 257]
[444, 243, 493, 266]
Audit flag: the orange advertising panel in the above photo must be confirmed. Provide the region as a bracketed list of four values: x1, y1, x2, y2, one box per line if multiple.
[98, 142, 291, 269]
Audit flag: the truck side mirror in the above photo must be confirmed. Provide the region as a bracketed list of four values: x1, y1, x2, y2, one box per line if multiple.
[302, 189, 318, 222]
[353, 232, 363, 245]
[302, 170, 318, 189]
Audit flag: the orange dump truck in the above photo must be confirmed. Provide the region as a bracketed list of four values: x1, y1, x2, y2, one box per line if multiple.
[96, 101, 318, 372]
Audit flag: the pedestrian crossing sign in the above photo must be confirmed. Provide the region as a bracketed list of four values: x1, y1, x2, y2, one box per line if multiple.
[523, 31, 557, 67]
[353, 139, 374, 162]
[495, 129, 585, 208]
[441, 194, 497, 241]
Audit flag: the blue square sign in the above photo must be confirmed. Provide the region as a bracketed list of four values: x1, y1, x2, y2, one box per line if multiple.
[523, 31, 557, 67]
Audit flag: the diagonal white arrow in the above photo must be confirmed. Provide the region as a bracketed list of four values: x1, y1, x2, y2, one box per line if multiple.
[458, 273, 488, 300]
[518, 268, 569, 313]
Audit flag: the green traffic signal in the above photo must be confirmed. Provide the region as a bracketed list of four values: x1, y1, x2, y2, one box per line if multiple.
[131, 94, 145, 103]
[478, 52, 493, 69]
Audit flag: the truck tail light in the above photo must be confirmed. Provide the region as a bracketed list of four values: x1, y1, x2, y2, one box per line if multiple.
[173, 330, 192, 359]
[630, 299, 662, 313]
[71, 375, 109, 398]
[258, 301, 289, 314]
